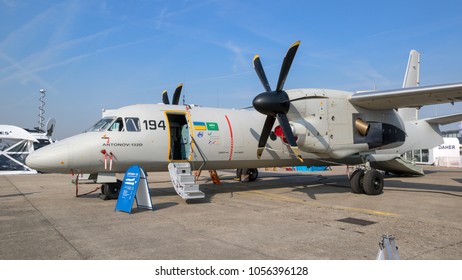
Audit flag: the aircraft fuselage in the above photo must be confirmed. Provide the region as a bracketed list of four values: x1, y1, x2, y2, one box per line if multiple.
[26, 88, 439, 175]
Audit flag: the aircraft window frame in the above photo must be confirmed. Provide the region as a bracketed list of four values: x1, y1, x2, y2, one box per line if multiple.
[125, 117, 141, 132]
[108, 117, 124, 132]
[86, 117, 116, 132]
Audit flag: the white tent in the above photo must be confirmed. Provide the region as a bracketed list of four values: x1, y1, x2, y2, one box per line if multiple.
[0, 125, 39, 174]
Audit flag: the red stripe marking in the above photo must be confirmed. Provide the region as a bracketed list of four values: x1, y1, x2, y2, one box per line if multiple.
[225, 115, 234, 160]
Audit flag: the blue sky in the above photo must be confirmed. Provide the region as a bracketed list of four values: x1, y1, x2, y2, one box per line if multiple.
[1, 0, 462, 139]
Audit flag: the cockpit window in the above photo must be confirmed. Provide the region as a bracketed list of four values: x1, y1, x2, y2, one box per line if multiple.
[125, 117, 140, 132]
[86, 117, 116, 132]
[109, 118, 124, 131]
[86, 117, 140, 132]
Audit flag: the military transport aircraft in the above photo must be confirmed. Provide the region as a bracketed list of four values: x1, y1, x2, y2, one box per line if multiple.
[26, 41, 462, 200]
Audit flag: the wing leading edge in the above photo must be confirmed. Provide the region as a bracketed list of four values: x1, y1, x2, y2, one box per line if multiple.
[350, 82, 462, 110]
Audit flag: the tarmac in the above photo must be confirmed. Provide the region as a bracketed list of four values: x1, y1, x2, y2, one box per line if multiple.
[0, 166, 461, 260]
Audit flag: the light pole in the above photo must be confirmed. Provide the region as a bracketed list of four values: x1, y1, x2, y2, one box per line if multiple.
[38, 89, 46, 131]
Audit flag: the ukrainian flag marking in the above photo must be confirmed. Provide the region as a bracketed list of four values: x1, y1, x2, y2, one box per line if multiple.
[193, 121, 206, 130]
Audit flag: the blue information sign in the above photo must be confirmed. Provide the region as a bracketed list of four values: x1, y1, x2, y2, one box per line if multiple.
[115, 165, 143, 213]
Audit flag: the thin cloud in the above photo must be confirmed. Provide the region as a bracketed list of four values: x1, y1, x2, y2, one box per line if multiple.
[0, 0, 82, 85]
[1, 0, 24, 8]
[35, 37, 156, 72]
[0, 36, 156, 84]
[213, 40, 250, 72]
[0, 51, 52, 87]
[1, 27, 115, 74]
[153, 0, 214, 30]
[0, 1, 82, 50]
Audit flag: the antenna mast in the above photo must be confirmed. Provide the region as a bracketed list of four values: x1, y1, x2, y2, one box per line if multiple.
[38, 89, 46, 131]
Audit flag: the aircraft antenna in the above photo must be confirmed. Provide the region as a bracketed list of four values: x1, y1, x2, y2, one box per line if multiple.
[38, 89, 46, 131]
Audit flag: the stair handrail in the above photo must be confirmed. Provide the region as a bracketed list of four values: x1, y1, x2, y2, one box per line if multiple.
[190, 136, 207, 173]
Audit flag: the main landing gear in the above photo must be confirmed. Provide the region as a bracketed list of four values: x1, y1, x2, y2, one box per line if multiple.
[350, 166, 384, 195]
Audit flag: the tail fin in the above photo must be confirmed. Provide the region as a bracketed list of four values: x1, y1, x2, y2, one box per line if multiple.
[399, 49, 421, 121]
[402, 50, 420, 88]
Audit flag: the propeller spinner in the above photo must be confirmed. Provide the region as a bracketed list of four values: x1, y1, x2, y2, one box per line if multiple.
[162, 83, 184, 105]
[252, 41, 303, 162]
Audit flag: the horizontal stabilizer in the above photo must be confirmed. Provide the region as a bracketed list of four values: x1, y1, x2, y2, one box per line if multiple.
[350, 82, 462, 110]
[424, 112, 462, 125]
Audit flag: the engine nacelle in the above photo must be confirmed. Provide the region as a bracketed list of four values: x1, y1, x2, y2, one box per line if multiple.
[354, 117, 406, 150]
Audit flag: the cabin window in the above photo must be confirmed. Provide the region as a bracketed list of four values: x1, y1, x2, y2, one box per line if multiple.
[125, 117, 141, 132]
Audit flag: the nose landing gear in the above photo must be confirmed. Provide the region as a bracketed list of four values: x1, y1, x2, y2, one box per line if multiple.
[100, 180, 122, 200]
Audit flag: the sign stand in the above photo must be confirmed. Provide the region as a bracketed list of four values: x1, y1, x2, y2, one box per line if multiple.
[115, 165, 153, 213]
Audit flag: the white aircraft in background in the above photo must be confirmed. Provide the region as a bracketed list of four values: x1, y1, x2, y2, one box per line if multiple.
[26, 41, 462, 200]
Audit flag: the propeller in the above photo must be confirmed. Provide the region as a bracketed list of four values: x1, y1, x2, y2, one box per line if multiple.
[252, 41, 303, 162]
[161, 83, 184, 105]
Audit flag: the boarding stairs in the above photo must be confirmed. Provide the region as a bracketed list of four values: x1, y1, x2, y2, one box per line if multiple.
[168, 162, 205, 200]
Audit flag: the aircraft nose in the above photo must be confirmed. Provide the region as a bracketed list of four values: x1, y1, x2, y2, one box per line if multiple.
[26, 142, 70, 173]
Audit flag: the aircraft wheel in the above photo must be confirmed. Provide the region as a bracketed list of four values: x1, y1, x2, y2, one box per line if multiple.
[248, 168, 259, 181]
[363, 169, 384, 195]
[236, 169, 242, 179]
[102, 182, 121, 199]
[350, 169, 365, 194]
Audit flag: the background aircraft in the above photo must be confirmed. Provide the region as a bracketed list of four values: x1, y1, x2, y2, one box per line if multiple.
[26, 41, 462, 200]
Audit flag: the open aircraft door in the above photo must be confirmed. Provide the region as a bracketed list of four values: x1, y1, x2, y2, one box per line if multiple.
[164, 110, 205, 199]
[165, 111, 193, 161]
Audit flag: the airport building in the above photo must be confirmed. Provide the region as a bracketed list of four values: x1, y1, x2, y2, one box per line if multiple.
[403, 132, 461, 168]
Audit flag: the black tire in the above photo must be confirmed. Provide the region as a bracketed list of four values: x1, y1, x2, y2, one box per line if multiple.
[350, 169, 365, 194]
[236, 169, 242, 179]
[247, 168, 258, 181]
[103, 182, 121, 199]
[363, 169, 384, 195]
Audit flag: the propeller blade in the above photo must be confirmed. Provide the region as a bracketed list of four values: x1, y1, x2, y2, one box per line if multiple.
[276, 113, 303, 162]
[276, 41, 300, 92]
[252, 41, 303, 162]
[172, 83, 183, 105]
[162, 90, 170, 104]
[257, 116, 276, 159]
[253, 55, 272, 92]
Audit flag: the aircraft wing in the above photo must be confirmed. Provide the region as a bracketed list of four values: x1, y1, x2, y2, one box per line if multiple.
[424, 112, 462, 125]
[349, 82, 462, 110]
